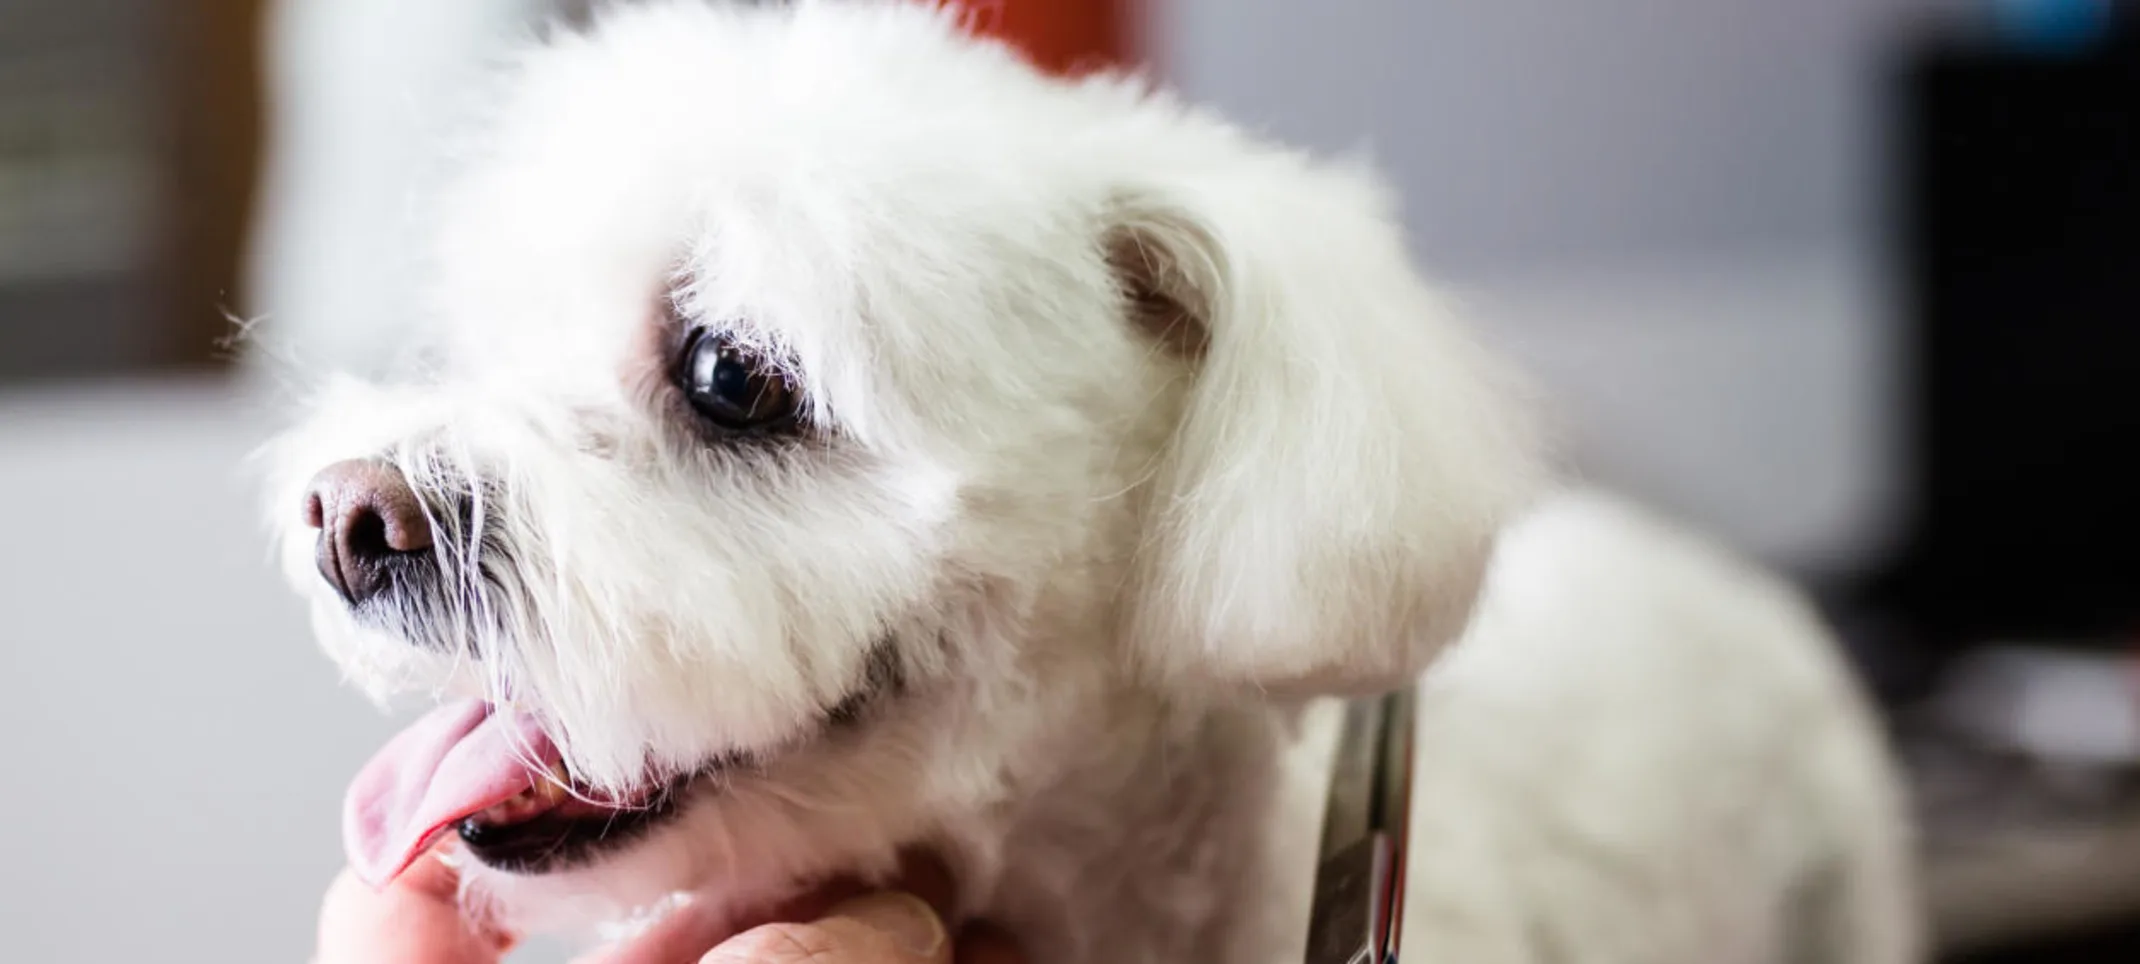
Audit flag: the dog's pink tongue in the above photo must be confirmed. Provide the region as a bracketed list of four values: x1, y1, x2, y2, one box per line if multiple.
[342, 699, 558, 888]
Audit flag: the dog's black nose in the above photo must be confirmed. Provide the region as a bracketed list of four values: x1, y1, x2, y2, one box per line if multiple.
[304, 459, 434, 605]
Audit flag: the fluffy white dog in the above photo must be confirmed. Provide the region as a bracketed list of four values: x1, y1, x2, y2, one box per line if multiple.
[264, 2, 1922, 961]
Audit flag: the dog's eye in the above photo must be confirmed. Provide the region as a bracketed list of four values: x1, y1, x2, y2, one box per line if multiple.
[677, 329, 800, 432]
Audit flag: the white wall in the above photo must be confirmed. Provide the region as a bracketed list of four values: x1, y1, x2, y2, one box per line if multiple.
[245, 0, 566, 378]
[1163, 0, 1962, 271]
[1161, 0, 1970, 579]
[0, 384, 350, 961]
[0, 383, 581, 962]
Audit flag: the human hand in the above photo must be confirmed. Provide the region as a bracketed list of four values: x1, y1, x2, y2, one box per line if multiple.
[314, 848, 1024, 964]
[314, 850, 514, 964]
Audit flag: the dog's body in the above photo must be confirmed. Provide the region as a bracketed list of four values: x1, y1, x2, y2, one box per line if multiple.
[265, 3, 1919, 962]
[1391, 492, 1918, 964]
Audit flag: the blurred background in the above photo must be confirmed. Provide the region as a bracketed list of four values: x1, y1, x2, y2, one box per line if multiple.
[2, 0, 2137, 960]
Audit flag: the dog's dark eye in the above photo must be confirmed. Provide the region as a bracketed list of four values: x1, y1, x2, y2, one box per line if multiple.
[677, 329, 800, 432]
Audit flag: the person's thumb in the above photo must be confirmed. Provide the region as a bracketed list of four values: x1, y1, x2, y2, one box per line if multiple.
[703, 891, 949, 964]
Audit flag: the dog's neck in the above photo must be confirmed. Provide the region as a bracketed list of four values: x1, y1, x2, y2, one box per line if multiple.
[950, 689, 1334, 964]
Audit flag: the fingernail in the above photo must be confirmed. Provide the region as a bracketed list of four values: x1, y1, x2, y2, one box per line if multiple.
[831, 891, 947, 957]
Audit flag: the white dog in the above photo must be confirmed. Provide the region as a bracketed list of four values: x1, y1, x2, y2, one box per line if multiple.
[264, 2, 1922, 961]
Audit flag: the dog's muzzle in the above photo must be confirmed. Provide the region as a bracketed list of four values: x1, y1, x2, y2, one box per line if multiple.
[303, 458, 436, 607]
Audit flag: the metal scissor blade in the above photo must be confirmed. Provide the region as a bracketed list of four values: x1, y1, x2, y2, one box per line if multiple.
[1304, 690, 1413, 964]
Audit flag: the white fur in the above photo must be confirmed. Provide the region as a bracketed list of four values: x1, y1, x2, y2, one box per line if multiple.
[263, 3, 1921, 961]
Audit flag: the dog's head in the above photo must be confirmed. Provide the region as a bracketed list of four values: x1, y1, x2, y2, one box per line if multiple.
[264, 0, 1540, 936]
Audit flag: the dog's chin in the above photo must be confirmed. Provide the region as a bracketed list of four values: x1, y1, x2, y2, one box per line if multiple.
[451, 778, 927, 948]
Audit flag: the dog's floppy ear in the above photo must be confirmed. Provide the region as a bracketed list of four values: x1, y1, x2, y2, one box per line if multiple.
[1111, 150, 1545, 698]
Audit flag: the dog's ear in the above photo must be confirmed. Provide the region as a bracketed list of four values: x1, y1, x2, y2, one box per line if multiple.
[1110, 152, 1545, 698]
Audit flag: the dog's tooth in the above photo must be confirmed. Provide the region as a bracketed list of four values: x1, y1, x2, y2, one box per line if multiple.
[485, 793, 541, 824]
[533, 776, 570, 805]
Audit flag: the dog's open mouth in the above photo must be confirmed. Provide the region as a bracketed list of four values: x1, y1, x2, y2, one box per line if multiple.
[343, 699, 681, 886]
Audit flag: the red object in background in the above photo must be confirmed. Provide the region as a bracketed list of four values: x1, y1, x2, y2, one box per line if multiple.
[964, 0, 1141, 74]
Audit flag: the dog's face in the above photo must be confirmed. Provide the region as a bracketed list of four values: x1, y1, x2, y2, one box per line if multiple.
[264, 0, 1538, 936]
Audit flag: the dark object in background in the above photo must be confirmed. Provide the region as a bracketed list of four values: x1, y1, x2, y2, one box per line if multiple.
[167, 0, 265, 377]
[1949, 920, 2140, 964]
[0, 1, 168, 383]
[1878, 15, 2140, 651]
[1877, 10, 2140, 962]
[0, 0, 256, 388]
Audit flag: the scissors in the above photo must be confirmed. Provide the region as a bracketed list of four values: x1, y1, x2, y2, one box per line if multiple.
[1303, 686, 1414, 964]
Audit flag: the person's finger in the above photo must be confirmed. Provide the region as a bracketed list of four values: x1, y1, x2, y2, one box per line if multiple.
[315, 852, 514, 964]
[701, 891, 950, 964]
